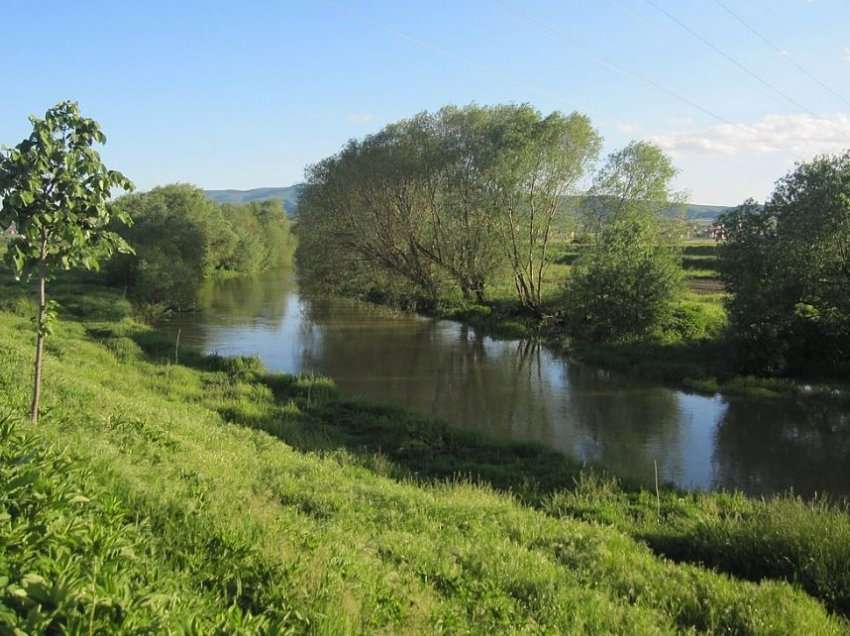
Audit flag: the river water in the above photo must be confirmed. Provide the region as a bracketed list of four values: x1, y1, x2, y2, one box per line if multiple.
[163, 270, 850, 498]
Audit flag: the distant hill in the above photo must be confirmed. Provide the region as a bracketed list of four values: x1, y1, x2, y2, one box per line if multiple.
[204, 185, 303, 216]
[205, 185, 731, 222]
[682, 203, 732, 221]
[570, 196, 731, 222]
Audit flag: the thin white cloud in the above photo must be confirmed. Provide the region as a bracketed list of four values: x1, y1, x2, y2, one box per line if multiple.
[669, 116, 695, 127]
[349, 112, 376, 125]
[844, 47, 850, 62]
[650, 113, 850, 157]
[615, 121, 639, 134]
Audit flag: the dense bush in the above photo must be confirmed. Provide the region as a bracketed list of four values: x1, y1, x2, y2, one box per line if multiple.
[718, 153, 850, 376]
[107, 184, 294, 310]
[565, 215, 682, 342]
[565, 142, 684, 343]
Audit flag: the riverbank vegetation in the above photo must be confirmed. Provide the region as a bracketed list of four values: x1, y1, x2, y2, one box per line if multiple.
[296, 103, 850, 390]
[3, 100, 850, 632]
[716, 152, 850, 378]
[0, 287, 849, 632]
[107, 184, 295, 311]
[563, 142, 685, 343]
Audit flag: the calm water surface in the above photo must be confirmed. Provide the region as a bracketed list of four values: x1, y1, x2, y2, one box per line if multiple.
[164, 270, 850, 498]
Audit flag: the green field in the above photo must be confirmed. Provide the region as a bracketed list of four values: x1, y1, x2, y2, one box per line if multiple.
[1, 275, 850, 633]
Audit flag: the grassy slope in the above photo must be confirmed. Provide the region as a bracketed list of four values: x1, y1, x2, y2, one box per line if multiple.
[1, 281, 849, 632]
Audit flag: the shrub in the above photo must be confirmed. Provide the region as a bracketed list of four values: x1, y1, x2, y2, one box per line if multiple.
[665, 300, 726, 341]
[718, 154, 850, 377]
[565, 214, 682, 343]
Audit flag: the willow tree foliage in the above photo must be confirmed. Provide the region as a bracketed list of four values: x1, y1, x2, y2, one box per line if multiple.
[297, 104, 600, 311]
[0, 101, 134, 423]
[718, 152, 850, 374]
[581, 141, 681, 232]
[485, 107, 601, 312]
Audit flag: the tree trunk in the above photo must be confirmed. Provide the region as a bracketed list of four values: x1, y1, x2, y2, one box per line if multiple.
[30, 274, 46, 424]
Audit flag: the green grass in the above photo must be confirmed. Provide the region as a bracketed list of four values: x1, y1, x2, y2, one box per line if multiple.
[1, 279, 850, 632]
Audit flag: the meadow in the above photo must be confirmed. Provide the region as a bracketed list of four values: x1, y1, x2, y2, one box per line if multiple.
[2, 273, 850, 633]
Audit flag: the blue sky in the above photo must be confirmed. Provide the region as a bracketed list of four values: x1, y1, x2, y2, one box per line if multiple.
[3, 0, 849, 205]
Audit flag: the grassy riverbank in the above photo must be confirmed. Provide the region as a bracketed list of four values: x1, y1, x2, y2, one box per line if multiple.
[1, 278, 850, 632]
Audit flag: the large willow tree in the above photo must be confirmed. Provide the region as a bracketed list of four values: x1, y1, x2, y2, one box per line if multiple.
[297, 104, 600, 312]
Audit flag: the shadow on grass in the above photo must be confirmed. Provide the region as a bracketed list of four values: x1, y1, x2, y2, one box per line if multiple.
[682, 244, 718, 257]
[0, 269, 132, 323]
[682, 256, 718, 270]
[251, 371, 850, 620]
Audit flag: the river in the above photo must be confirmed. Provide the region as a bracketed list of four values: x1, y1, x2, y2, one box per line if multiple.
[162, 269, 850, 498]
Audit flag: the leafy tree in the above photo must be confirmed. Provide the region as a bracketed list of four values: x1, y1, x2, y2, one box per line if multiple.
[565, 214, 682, 342]
[582, 141, 681, 231]
[487, 107, 601, 313]
[297, 104, 601, 311]
[107, 185, 212, 310]
[298, 131, 444, 306]
[565, 142, 682, 342]
[0, 101, 134, 423]
[425, 106, 505, 303]
[718, 152, 850, 375]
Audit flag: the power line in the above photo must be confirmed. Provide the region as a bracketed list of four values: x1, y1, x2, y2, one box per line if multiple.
[493, 0, 736, 126]
[644, 0, 817, 116]
[329, 0, 736, 128]
[713, 0, 850, 110]
[321, 0, 580, 111]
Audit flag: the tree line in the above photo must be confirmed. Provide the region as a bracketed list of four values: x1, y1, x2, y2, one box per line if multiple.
[298, 102, 850, 377]
[297, 104, 686, 341]
[106, 184, 294, 310]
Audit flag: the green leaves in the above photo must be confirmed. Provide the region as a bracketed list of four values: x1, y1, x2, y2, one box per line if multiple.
[103, 185, 290, 310]
[10, 244, 26, 279]
[565, 143, 683, 343]
[31, 301, 60, 337]
[298, 103, 602, 310]
[718, 152, 850, 375]
[0, 100, 135, 281]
